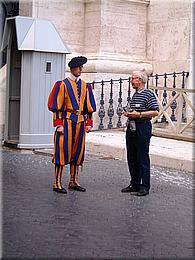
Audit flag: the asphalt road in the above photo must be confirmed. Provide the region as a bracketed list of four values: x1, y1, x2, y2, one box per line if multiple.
[1, 147, 194, 259]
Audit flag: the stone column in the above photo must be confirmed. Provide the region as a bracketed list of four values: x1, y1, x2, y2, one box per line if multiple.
[82, 0, 152, 82]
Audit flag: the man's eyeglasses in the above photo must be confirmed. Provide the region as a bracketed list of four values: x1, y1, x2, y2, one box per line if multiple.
[131, 77, 140, 80]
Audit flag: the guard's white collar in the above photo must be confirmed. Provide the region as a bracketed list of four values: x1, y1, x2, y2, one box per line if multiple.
[69, 73, 80, 82]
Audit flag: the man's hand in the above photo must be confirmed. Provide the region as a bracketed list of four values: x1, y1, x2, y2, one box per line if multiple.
[85, 126, 92, 133]
[123, 111, 140, 118]
[56, 126, 64, 134]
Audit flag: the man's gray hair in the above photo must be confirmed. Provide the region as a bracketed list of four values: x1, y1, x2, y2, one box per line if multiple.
[132, 69, 148, 83]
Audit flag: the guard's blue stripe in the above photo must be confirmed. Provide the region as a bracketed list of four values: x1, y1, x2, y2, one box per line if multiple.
[63, 120, 69, 164]
[87, 84, 96, 111]
[51, 82, 59, 111]
[63, 79, 79, 110]
[55, 131, 60, 165]
[77, 79, 81, 99]
[74, 122, 85, 163]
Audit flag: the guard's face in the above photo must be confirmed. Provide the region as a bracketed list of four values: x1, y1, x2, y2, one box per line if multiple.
[71, 66, 83, 77]
[131, 73, 142, 89]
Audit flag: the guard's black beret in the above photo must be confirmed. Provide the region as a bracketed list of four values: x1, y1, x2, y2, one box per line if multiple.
[68, 56, 87, 68]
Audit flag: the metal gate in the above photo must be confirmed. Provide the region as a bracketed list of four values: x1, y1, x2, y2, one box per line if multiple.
[92, 71, 194, 142]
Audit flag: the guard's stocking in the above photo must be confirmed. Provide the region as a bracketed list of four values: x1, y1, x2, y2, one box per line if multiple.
[53, 165, 64, 189]
[69, 163, 79, 187]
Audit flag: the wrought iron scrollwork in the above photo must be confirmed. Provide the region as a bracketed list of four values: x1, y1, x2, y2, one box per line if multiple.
[125, 77, 131, 111]
[107, 79, 114, 129]
[181, 71, 187, 122]
[170, 72, 177, 121]
[146, 77, 149, 89]
[123, 77, 132, 127]
[116, 78, 123, 128]
[98, 80, 105, 130]
[161, 73, 168, 123]
[155, 74, 158, 97]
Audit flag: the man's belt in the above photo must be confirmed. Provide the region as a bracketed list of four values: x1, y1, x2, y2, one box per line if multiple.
[134, 118, 151, 122]
[66, 109, 84, 116]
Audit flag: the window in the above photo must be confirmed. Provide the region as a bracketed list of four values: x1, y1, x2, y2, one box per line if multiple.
[45, 62, 52, 73]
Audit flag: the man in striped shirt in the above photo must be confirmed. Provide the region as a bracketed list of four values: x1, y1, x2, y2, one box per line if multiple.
[121, 69, 159, 196]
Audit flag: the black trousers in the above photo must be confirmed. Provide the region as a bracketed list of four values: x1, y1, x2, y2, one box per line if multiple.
[126, 120, 152, 191]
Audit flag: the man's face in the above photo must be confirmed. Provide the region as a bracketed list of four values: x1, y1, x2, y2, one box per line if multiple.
[71, 66, 83, 77]
[131, 73, 142, 89]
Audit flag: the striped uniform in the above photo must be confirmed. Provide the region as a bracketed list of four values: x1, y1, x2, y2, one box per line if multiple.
[48, 78, 96, 166]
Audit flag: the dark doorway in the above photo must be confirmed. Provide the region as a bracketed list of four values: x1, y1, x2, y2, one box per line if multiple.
[8, 27, 21, 141]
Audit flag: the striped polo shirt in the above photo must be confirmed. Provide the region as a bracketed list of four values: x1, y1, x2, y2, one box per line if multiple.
[130, 88, 159, 112]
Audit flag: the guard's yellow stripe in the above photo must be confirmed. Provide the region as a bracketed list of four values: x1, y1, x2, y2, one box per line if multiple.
[59, 133, 65, 165]
[72, 123, 81, 158]
[79, 81, 86, 110]
[57, 82, 65, 110]
[77, 131, 85, 165]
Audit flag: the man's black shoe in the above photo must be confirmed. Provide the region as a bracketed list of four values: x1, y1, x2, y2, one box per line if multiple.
[137, 189, 149, 196]
[68, 184, 86, 192]
[53, 187, 67, 194]
[121, 185, 139, 193]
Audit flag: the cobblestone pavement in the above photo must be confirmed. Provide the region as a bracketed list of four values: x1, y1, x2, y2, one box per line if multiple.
[1, 147, 194, 259]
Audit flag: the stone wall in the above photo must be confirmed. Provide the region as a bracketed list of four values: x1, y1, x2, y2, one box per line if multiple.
[20, 0, 85, 55]
[147, 0, 192, 74]
[18, 0, 193, 78]
[0, 0, 192, 137]
[19, 0, 152, 82]
[83, 0, 152, 81]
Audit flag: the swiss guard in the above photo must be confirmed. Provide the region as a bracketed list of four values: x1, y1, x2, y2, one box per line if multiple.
[48, 56, 96, 194]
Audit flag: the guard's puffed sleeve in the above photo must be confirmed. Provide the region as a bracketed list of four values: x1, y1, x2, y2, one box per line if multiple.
[85, 83, 96, 127]
[47, 81, 65, 127]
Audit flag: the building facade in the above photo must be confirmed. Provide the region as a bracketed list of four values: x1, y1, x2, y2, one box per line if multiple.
[19, 0, 192, 81]
[0, 0, 193, 144]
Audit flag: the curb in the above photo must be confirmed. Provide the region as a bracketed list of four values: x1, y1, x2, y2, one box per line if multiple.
[86, 142, 194, 173]
[33, 142, 194, 173]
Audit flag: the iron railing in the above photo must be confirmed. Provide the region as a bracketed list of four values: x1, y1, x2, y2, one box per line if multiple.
[91, 71, 194, 141]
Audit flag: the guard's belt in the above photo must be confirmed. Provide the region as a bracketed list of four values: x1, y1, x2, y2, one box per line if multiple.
[66, 109, 84, 116]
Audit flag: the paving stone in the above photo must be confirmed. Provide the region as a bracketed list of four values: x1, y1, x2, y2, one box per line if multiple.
[1, 147, 194, 259]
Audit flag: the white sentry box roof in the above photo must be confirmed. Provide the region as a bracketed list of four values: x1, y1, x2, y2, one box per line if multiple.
[2, 16, 70, 54]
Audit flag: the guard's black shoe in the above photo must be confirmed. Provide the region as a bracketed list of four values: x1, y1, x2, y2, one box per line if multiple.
[53, 187, 67, 194]
[121, 185, 139, 193]
[137, 189, 149, 196]
[68, 184, 86, 192]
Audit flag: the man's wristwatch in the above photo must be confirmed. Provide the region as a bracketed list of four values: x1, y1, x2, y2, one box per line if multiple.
[139, 111, 142, 118]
